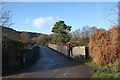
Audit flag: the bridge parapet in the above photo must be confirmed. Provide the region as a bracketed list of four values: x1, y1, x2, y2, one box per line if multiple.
[48, 44, 88, 59]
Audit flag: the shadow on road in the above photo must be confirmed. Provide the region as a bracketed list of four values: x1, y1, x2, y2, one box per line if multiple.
[4, 46, 85, 77]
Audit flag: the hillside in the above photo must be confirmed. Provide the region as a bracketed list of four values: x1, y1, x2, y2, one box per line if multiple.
[1, 26, 43, 41]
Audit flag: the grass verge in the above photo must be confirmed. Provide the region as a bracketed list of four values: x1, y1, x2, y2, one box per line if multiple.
[85, 59, 119, 78]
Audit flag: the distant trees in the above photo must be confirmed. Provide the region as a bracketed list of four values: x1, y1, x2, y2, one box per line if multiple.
[19, 32, 49, 46]
[0, 2, 13, 27]
[47, 34, 54, 43]
[71, 26, 97, 46]
[20, 32, 30, 43]
[37, 35, 48, 46]
[51, 20, 71, 44]
[31, 37, 37, 44]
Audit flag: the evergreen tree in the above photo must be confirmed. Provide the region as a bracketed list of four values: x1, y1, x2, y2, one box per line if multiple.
[51, 20, 71, 44]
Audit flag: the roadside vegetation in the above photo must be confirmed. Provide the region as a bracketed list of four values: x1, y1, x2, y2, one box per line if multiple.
[50, 20, 120, 78]
[86, 26, 120, 78]
[2, 37, 39, 75]
[85, 59, 119, 78]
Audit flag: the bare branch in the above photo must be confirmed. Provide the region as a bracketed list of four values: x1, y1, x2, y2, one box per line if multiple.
[0, 2, 13, 27]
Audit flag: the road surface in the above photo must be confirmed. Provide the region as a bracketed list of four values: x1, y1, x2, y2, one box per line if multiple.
[3, 47, 93, 78]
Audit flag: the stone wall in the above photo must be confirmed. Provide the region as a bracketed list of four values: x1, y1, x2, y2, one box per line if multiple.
[73, 46, 85, 56]
[48, 44, 67, 56]
[22, 46, 39, 65]
[2, 37, 39, 75]
[48, 44, 88, 59]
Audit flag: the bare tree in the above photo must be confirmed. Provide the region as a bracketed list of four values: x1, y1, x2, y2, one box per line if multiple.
[20, 32, 30, 43]
[103, 2, 119, 26]
[31, 37, 37, 44]
[37, 35, 48, 46]
[71, 29, 81, 39]
[71, 26, 97, 46]
[118, 1, 120, 26]
[0, 2, 13, 27]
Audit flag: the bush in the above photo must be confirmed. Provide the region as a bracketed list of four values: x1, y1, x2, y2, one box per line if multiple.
[87, 26, 120, 78]
[89, 26, 120, 65]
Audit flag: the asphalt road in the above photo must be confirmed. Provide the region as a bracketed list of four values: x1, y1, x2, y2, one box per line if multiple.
[3, 47, 93, 78]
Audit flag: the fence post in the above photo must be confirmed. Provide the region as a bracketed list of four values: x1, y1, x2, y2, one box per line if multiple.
[85, 46, 89, 59]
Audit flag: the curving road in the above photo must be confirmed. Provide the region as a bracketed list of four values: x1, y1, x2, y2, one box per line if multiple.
[3, 47, 93, 78]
